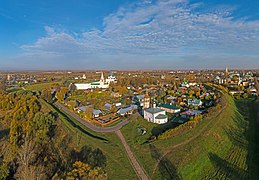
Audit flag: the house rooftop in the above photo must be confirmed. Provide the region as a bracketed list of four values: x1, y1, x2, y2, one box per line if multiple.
[155, 114, 168, 119]
[91, 82, 101, 85]
[145, 108, 164, 114]
[135, 94, 145, 100]
[78, 106, 87, 111]
[180, 109, 202, 116]
[117, 106, 133, 115]
[159, 104, 180, 110]
[93, 109, 102, 115]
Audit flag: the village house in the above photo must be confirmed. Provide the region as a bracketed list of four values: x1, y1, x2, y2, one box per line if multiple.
[117, 105, 138, 116]
[187, 99, 203, 107]
[104, 103, 113, 111]
[93, 109, 102, 118]
[114, 102, 122, 108]
[110, 92, 121, 98]
[77, 106, 88, 113]
[229, 90, 243, 96]
[166, 96, 178, 104]
[158, 104, 181, 114]
[144, 108, 168, 124]
[180, 109, 202, 119]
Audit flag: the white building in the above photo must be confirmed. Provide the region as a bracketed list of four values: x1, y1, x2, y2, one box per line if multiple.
[144, 108, 168, 124]
[74, 72, 112, 90]
[106, 72, 117, 84]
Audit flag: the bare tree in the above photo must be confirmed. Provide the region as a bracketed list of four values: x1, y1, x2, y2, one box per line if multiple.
[15, 139, 44, 180]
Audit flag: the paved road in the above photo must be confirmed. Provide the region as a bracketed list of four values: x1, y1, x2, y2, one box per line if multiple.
[115, 130, 149, 180]
[55, 102, 135, 133]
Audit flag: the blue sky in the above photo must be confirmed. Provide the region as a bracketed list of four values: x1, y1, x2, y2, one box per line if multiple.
[0, 0, 259, 70]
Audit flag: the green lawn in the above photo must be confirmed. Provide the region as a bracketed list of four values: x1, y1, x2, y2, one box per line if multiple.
[41, 100, 137, 179]
[121, 93, 258, 179]
[25, 82, 61, 91]
[6, 87, 22, 93]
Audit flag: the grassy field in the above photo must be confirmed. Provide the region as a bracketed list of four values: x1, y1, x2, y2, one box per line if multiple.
[25, 82, 61, 91]
[41, 100, 137, 179]
[121, 93, 259, 179]
[6, 87, 22, 93]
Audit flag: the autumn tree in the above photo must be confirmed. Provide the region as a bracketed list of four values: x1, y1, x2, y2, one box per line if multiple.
[110, 105, 117, 113]
[113, 85, 127, 95]
[195, 91, 200, 98]
[68, 161, 107, 180]
[0, 80, 6, 91]
[15, 139, 45, 180]
[85, 107, 93, 120]
[69, 161, 90, 179]
[188, 90, 195, 98]
[243, 93, 249, 99]
[41, 87, 52, 102]
[0, 163, 9, 180]
[53, 83, 61, 92]
[56, 87, 68, 102]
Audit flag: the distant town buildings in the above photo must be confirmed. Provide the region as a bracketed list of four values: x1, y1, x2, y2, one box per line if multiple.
[74, 72, 117, 90]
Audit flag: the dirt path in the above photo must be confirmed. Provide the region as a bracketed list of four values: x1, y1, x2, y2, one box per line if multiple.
[115, 130, 149, 180]
[151, 95, 228, 177]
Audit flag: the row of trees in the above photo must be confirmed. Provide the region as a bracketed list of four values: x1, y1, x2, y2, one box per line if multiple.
[0, 91, 57, 179]
[41, 86, 69, 103]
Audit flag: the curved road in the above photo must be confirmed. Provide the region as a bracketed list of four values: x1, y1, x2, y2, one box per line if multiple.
[55, 102, 150, 179]
[55, 102, 135, 133]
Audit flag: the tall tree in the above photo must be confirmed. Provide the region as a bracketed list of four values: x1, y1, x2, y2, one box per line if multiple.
[56, 87, 68, 102]
[41, 87, 52, 102]
[0, 79, 6, 92]
[15, 139, 45, 180]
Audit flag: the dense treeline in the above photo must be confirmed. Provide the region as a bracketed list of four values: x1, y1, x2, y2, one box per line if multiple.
[0, 90, 107, 179]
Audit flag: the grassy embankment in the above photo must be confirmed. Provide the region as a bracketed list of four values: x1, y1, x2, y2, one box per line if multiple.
[41, 99, 137, 179]
[121, 92, 259, 179]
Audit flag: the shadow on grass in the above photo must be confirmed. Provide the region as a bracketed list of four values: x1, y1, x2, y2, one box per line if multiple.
[70, 145, 107, 168]
[223, 112, 249, 150]
[0, 128, 9, 140]
[222, 98, 259, 179]
[151, 122, 179, 137]
[208, 152, 248, 179]
[234, 99, 259, 179]
[149, 144, 181, 180]
[50, 103, 108, 142]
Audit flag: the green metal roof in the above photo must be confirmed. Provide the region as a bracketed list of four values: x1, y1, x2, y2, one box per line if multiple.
[91, 82, 100, 85]
[159, 104, 180, 110]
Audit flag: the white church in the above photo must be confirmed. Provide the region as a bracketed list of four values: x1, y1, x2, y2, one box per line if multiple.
[74, 72, 116, 90]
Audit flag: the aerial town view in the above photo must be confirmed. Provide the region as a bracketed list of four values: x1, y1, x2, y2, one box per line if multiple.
[0, 0, 259, 180]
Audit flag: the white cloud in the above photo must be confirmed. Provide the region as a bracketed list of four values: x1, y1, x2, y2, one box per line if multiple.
[19, 0, 259, 69]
